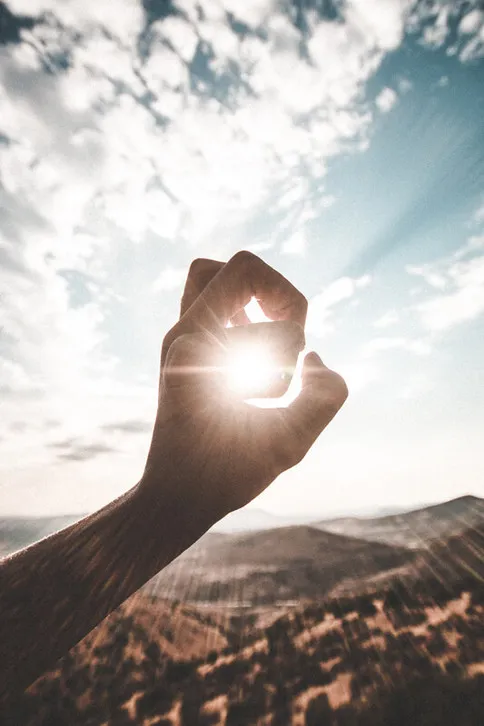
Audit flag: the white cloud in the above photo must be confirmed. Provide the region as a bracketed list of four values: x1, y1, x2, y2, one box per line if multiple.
[153, 266, 187, 292]
[409, 0, 484, 61]
[362, 336, 431, 357]
[411, 238, 484, 333]
[306, 275, 371, 337]
[217, 0, 275, 29]
[416, 254, 484, 332]
[421, 5, 451, 48]
[345, 0, 411, 52]
[474, 202, 484, 224]
[281, 232, 306, 256]
[375, 86, 398, 113]
[246, 240, 276, 254]
[459, 9, 484, 35]
[373, 309, 399, 328]
[153, 16, 199, 63]
[5, 0, 144, 44]
[406, 264, 448, 289]
[459, 25, 484, 62]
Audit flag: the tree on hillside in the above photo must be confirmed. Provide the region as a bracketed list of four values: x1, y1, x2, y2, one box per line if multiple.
[305, 692, 332, 726]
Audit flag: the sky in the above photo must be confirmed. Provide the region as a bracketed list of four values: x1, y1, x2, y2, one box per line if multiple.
[0, 0, 483, 521]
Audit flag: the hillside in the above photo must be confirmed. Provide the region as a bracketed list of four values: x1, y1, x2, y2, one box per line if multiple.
[414, 520, 484, 585]
[149, 525, 417, 604]
[17, 577, 484, 726]
[315, 495, 484, 548]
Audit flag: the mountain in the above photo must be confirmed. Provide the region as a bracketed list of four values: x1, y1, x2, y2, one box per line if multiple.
[314, 495, 484, 549]
[211, 507, 309, 533]
[2, 495, 481, 557]
[0, 514, 82, 556]
[414, 519, 484, 586]
[149, 525, 417, 604]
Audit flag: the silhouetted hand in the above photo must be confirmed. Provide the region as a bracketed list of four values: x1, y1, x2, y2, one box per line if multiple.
[0, 251, 348, 707]
[140, 251, 348, 525]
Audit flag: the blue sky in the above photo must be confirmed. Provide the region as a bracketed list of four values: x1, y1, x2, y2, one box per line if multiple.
[0, 0, 483, 519]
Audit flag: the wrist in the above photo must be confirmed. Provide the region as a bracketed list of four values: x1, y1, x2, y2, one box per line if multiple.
[133, 468, 219, 565]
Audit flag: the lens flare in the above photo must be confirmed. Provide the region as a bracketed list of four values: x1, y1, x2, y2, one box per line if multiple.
[225, 344, 277, 395]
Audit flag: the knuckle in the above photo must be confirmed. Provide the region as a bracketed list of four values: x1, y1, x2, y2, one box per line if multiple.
[229, 249, 258, 268]
[188, 258, 210, 278]
[164, 331, 190, 364]
[165, 330, 219, 364]
[299, 294, 309, 316]
[161, 324, 179, 356]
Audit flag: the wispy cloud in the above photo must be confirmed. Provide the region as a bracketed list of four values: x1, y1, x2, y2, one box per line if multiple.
[153, 266, 188, 292]
[57, 443, 118, 462]
[409, 220, 484, 333]
[413, 0, 484, 60]
[100, 419, 152, 435]
[416, 249, 484, 332]
[49, 439, 118, 462]
[307, 275, 371, 337]
[373, 310, 400, 329]
[362, 336, 431, 357]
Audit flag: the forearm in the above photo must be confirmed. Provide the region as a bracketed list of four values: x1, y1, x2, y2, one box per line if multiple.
[0, 475, 213, 708]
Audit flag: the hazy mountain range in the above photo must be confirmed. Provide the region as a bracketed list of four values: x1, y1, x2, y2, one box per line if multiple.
[315, 495, 484, 548]
[1, 495, 483, 606]
[145, 495, 484, 605]
[6, 494, 484, 725]
[2, 495, 482, 556]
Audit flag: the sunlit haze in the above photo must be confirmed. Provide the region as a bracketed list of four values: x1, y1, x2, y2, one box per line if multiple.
[0, 0, 483, 521]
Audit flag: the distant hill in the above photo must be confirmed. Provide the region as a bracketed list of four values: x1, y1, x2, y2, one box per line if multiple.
[211, 507, 309, 533]
[0, 514, 82, 556]
[315, 495, 484, 548]
[149, 525, 416, 604]
[2, 495, 481, 557]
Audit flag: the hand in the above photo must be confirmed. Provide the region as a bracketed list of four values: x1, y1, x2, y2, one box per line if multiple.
[140, 251, 348, 526]
[0, 251, 348, 706]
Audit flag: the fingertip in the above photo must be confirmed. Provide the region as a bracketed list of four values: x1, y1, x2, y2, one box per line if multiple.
[180, 258, 225, 317]
[301, 352, 348, 402]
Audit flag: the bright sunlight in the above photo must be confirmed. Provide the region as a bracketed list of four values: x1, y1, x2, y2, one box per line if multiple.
[225, 344, 278, 396]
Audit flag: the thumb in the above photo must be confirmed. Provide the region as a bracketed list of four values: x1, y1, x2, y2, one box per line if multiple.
[280, 351, 348, 462]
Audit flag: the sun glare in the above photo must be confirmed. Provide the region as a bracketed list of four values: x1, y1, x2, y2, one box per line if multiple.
[245, 297, 272, 323]
[225, 344, 277, 395]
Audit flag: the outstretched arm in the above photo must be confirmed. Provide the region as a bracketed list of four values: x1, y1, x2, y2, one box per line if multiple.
[0, 474, 211, 709]
[0, 251, 348, 709]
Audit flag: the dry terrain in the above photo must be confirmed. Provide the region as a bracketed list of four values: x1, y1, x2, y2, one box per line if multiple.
[2, 496, 483, 725]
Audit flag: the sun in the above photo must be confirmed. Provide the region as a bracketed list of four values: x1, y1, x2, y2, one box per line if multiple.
[223, 299, 304, 405]
[225, 343, 277, 396]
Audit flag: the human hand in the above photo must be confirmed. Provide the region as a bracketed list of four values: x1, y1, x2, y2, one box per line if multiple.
[140, 251, 348, 526]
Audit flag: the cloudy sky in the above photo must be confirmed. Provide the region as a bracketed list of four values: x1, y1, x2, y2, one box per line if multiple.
[0, 0, 483, 520]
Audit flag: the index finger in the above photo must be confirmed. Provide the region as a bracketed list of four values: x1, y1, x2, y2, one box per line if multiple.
[184, 250, 308, 333]
[179, 258, 224, 318]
